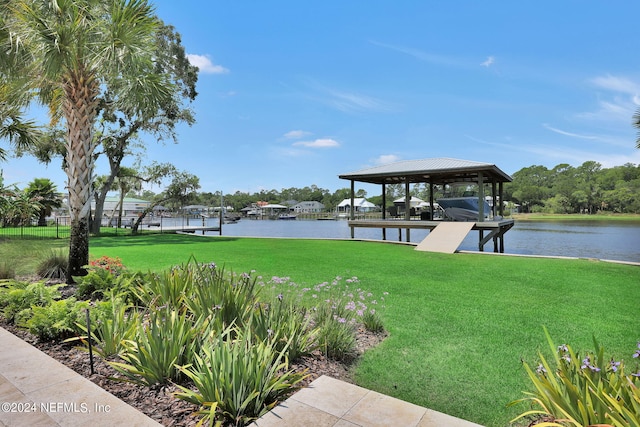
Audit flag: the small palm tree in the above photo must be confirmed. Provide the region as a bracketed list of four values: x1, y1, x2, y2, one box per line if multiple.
[25, 178, 62, 226]
[2, 0, 173, 279]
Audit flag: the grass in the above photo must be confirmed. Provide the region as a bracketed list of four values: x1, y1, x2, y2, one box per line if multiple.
[4, 234, 639, 426]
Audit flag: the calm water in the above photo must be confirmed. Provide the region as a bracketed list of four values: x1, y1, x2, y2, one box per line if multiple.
[171, 218, 640, 263]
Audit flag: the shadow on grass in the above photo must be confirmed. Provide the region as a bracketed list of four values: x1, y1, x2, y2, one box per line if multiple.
[90, 233, 240, 248]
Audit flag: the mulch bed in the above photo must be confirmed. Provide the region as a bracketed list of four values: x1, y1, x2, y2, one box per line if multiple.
[0, 318, 387, 426]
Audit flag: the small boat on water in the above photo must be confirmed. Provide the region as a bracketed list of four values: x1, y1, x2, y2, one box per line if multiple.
[277, 213, 297, 220]
[437, 196, 491, 221]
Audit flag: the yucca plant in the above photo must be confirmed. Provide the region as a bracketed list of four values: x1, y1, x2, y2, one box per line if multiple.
[184, 262, 260, 332]
[510, 327, 640, 426]
[73, 295, 139, 358]
[133, 267, 194, 311]
[175, 325, 308, 426]
[110, 307, 197, 386]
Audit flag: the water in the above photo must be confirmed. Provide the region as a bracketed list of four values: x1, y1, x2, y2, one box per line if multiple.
[159, 217, 640, 263]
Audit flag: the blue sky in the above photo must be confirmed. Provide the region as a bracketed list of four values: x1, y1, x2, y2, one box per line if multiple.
[4, 1, 640, 196]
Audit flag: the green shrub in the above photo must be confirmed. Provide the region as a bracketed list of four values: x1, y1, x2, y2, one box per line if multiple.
[110, 308, 197, 386]
[250, 297, 317, 361]
[36, 250, 68, 280]
[510, 327, 640, 426]
[0, 262, 15, 279]
[175, 325, 307, 426]
[315, 316, 357, 361]
[0, 281, 61, 322]
[22, 298, 88, 341]
[361, 309, 384, 333]
[74, 295, 139, 358]
[182, 262, 260, 331]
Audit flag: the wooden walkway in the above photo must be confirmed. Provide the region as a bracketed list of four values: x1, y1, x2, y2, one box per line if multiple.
[415, 222, 474, 253]
[347, 219, 515, 253]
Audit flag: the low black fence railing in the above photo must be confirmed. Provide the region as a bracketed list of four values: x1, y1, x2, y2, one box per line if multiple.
[0, 218, 71, 240]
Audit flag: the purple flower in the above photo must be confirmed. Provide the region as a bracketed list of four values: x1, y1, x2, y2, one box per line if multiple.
[609, 359, 621, 372]
[345, 301, 356, 311]
[277, 293, 283, 301]
[536, 364, 547, 374]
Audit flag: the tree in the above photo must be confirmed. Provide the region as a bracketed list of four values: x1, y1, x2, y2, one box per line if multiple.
[131, 170, 200, 234]
[25, 178, 62, 226]
[89, 21, 198, 234]
[2, 0, 174, 280]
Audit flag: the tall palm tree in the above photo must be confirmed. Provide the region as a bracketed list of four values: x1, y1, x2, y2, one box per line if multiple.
[634, 109, 640, 149]
[2, 0, 172, 280]
[25, 178, 62, 226]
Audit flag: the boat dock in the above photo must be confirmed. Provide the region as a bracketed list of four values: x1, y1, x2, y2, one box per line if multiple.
[348, 219, 515, 253]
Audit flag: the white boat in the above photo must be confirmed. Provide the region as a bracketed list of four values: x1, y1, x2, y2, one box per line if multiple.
[436, 197, 491, 221]
[277, 213, 297, 220]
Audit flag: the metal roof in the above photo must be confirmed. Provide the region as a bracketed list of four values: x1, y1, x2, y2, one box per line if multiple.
[338, 157, 512, 185]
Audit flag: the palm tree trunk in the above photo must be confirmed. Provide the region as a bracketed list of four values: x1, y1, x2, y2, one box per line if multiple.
[63, 70, 99, 282]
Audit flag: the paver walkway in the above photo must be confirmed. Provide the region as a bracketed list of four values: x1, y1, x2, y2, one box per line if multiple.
[0, 326, 160, 427]
[252, 375, 484, 427]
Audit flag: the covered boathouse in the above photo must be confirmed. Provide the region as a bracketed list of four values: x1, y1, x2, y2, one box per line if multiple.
[338, 157, 515, 253]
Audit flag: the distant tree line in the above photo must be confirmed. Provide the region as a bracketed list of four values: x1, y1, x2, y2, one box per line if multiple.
[503, 161, 640, 214]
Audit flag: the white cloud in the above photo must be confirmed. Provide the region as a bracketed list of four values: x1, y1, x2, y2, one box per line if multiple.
[186, 54, 229, 74]
[284, 130, 312, 139]
[370, 40, 462, 67]
[293, 138, 340, 148]
[481, 56, 495, 67]
[590, 75, 640, 95]
[373, 154, 401, 165]
[327, 89, 392, 113]
[542, 124, 599, 140]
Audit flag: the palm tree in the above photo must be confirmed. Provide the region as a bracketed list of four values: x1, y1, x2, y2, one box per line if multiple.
[634, 109, 640, 149]
[2, 0, 172, 280]
[25, 178, 62, 226]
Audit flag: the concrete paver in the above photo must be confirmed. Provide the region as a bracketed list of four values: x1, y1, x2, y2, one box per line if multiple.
[0, 327, 160, 427]
[252, 375, 484, 427]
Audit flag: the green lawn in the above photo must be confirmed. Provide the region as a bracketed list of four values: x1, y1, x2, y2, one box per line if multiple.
[83, 234, 640, 427]
[2, 234, 638, 426]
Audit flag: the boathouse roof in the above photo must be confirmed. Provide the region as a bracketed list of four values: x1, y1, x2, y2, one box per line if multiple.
[338, 157, 512, 185]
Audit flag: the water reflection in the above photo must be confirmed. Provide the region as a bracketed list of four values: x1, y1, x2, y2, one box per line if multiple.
[191, 218, 640, 263]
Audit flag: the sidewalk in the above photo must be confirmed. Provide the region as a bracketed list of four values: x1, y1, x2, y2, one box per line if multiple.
[0, 326, 160, 427]
[252, 375, 485, 427]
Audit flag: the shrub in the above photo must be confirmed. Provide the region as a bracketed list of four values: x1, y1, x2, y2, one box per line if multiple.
[88, 256, 126, 275]
[0, 262, 15, 279]
[250, 297, 317, 361]
[0, 281, 61, 323]
[110, 308, 197, 386]
[175, 325, 307, 426]
[315, 315, 357, 361]
[22, 298, 88, 341]
[36, 250, 68, 281]
[74, 295, 139, 358]
[361, 309, 385, 333]
[510, 327, 640, 426]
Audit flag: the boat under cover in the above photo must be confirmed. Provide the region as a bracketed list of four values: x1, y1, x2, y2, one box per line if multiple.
[436, 197, 491, 221]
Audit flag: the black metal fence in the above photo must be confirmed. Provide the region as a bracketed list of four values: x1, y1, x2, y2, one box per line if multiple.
[0, 218, 71, 240]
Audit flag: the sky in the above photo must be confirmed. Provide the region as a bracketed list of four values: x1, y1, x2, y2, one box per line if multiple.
[3, 1, 640, 197]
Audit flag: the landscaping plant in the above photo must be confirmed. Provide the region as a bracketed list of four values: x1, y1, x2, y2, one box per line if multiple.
[175, 325, 308, 426]
[111, 307, 198, 386]
[510, 327, 640, 426]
